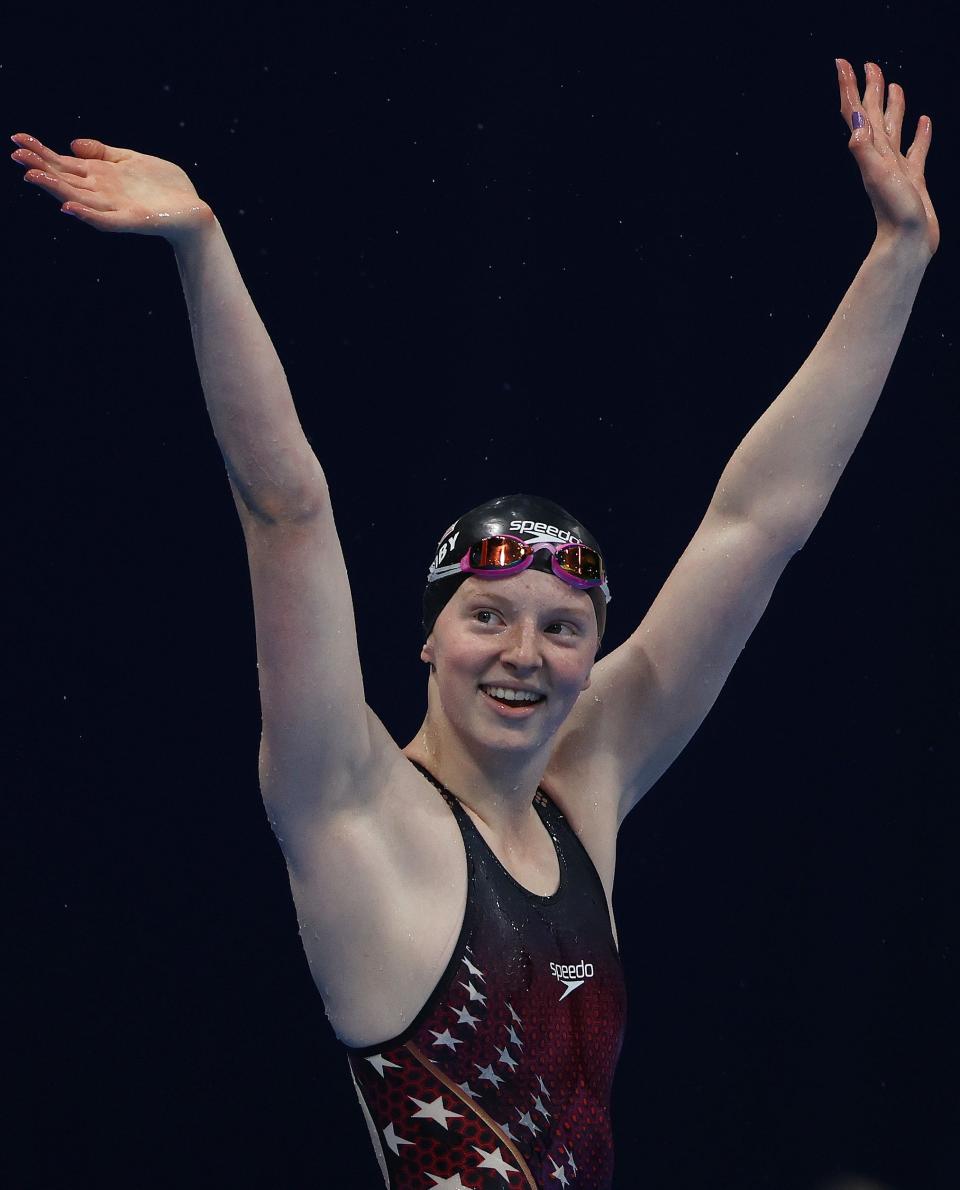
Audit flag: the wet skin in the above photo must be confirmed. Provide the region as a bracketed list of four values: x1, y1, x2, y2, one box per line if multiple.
[412, 571, 599, 833]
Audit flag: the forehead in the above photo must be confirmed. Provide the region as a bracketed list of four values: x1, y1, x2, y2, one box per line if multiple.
[454, 571, 594, 615]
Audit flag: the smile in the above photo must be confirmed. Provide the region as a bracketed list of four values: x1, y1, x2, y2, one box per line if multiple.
[479, 685, 545, 707]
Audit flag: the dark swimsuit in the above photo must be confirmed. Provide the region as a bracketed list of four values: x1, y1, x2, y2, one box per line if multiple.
[346, 761, 627, 1189]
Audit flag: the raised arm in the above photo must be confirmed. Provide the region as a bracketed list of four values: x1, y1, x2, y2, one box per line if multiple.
[548, 60, 937, 828]
[11, 133, 400, 836]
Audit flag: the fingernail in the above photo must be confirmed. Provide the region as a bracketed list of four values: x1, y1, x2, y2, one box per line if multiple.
[852, 111, 865, 129]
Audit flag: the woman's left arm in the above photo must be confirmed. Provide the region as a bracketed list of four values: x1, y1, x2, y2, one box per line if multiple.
[549, 60, 938, 827]
[712, 59, 936, 539]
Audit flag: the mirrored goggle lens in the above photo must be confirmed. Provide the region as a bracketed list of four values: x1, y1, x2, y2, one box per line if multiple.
[468, 536, 530, 570]
[555, 544, 604, 582]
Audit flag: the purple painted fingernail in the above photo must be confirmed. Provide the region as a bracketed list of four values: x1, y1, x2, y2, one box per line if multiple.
[852, 111, 865, 129]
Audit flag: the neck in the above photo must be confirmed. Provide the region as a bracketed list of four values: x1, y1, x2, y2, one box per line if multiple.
[403, 717, 548, 836]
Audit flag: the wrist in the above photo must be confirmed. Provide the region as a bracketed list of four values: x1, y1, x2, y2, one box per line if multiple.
[165, 202, 218, 252]
[871, 225, 934, 270]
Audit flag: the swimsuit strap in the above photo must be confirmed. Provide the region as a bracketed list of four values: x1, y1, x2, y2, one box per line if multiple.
[409, 758, 458, 808]
[409, 758, 546, 809]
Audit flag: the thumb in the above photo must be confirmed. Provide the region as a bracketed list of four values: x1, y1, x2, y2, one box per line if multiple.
[70, 137, 127, 163]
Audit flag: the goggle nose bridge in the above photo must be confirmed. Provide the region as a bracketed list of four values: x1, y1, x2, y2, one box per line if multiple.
[526, 545, 558, 576]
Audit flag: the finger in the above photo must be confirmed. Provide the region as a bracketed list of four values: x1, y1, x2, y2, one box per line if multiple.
[883, 81, 905, 155]
[70, 137, 127, 164]
[836, 58, 863, 124]
[10, 132, 60, 162]
[11, 146, 95, 186]
[837, 59, 875, 156]
[61, 202, 129, 233]
[11, 146, 47, 169]
[836, 58, 871, 139]
[23, 168, 111, 209]
[11, 133, 90, 177]
[905, 114, 932, 175]
[861, 62, 891, 154]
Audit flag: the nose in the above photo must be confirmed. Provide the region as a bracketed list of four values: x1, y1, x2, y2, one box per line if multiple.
[499, 620, 542, 673]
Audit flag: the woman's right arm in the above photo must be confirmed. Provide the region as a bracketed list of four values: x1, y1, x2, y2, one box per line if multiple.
[12, 134, 401, 842]
[172, 212, 327, 525]
[168, 215, 404, 835]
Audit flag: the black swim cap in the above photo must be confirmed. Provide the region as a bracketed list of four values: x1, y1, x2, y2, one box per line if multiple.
[422, 493, 610, 641]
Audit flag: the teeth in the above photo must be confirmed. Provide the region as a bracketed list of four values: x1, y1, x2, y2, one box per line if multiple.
[483, 686, 542, 703]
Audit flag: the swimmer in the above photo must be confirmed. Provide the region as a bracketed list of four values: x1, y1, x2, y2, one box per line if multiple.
[12, 58, 937, 1188]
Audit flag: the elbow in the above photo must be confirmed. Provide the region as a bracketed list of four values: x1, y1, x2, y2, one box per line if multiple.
[754, 499, 828, 558]
[230, 457, 331, 525]
[707, 490, 822, 559]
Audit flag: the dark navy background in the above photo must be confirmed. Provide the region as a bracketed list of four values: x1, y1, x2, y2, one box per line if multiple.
[6, 5, 957, 1188]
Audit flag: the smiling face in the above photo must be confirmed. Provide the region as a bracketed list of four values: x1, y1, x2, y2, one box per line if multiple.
[420, 570, 598, 760]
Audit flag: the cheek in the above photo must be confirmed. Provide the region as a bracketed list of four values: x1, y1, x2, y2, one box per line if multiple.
[560, 666, 593, 704]
[558, 649, 594, 686]
[432, 642, 484, 700]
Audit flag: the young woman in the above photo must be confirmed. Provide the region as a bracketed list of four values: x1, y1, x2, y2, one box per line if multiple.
[12, 58, 937, 1189]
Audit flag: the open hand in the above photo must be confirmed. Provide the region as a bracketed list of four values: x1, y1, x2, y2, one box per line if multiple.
[10, 133, 213, 240]
[837, 59, 938, 256]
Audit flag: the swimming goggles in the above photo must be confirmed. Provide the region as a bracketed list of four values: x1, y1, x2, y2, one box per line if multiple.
[428, 534, 611, 603]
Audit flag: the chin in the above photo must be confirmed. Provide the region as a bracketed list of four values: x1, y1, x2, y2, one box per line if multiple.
[464, 694, 571, 755]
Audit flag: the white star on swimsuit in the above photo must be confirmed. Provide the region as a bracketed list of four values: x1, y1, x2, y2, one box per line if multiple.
[472, 1145, 519, 1182]
[504, 1023, 524, 1049]
[564, 1145, 578, 1176]
[382, 1121, 414, 1155]
[496, 1045, 518, 1072]
[475, 1062, 505, 1089]
[451, 1004, 481, 1029]
[429, 1028, 463, 1051]
[549, 1155, 571, 1185]
[537, 1073, 551, 1098]
[516, 1107, 540, 1135]
[461, 955, 486, 981]
[505, 1001, 523, 1027]
[459, 980, 487, 1005]
[532, 1093, 551, 1121]
[426, 1173, 471, 1189]
[496, 1118, 520, 1142]
[409, 1095, 463, 1130]
[365, 1053, 402, 1078]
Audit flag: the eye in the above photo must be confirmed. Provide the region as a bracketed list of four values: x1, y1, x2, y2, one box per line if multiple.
[474, 608, 504, 626]
[544, 621, 577, 636]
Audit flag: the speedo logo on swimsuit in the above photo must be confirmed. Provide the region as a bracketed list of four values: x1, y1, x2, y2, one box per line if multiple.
[508, 520, 584, 545]
[550, 960, 595, 1001]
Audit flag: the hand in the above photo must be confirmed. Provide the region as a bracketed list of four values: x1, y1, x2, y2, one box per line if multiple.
[10, 132, 213, 241]
[836, 59, 938, 257]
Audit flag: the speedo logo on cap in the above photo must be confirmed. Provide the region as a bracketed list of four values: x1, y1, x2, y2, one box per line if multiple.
[509, 520, 584, 545]
[550, 959, 595, 1001]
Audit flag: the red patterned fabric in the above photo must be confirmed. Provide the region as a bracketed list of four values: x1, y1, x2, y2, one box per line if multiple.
[346, 762, 627, 1188]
